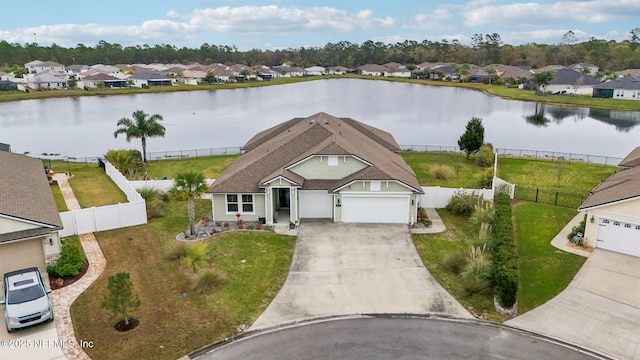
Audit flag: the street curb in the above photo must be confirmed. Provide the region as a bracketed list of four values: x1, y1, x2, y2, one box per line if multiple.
[187, 313, 615, 360]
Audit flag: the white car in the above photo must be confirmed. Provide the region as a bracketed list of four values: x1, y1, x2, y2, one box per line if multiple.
[1, 267, 54, 333]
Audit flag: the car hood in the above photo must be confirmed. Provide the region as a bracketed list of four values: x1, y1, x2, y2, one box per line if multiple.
[5, 296, 50, 318]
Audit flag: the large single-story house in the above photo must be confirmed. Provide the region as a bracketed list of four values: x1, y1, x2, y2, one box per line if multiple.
[0, 151, 63, 278]
[578, 147, 640, 257]
[593, 76, 640, 100]
[208, 112, 424, 225]
[546, 68, 600, 95]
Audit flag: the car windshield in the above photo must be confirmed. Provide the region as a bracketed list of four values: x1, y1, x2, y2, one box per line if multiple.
[7, 285, 45, 304]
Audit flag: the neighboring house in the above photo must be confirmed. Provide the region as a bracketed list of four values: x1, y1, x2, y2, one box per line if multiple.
[208, 112, 424, 225]
[328, 66, 351, 75]
[0, 79, 18, 92]
[578, 147, 640, 257]
[66, 64, 90, 75]
[126, 72, 173, 87]
[305, 66, 326, 76]
[495, 65, 534, 81]
[546, 68, 600, 95]
[567, 63, 599, 76]
[182, 69, 208, 85]
[0, 151, 64, 277]
[81, 73, 127, 88]
[25, 60, 65, 74]
[383, 63, 412, 78]
[356, 64, 388, 76]
[27, 72, 68, 90]
[617, 69, 640, 78]
[271, 65, 305, 77]
[593, 76, 640, 100]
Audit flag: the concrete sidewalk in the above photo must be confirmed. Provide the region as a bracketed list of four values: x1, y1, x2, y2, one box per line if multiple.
[550, 212, 591, 257]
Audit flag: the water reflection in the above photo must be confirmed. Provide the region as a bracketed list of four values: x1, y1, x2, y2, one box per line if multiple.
[589, 108, 640, 132]
[524, 103, 589, 127]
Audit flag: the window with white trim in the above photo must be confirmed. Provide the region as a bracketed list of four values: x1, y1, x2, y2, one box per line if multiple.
[226, 194, 255, 213]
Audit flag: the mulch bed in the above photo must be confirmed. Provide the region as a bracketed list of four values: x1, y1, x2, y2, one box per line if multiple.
[114, 317, 140, 332]
[49, 261, 90, 290]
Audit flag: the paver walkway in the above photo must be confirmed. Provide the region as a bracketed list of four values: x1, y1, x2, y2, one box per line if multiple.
[51, 174, 107, 360]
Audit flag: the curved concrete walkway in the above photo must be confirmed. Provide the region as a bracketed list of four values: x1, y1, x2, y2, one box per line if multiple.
[251, 220, 471, 329]
[51, 174, 106, 360]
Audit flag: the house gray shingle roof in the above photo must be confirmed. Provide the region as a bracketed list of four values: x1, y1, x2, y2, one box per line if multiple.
[619, 146, 640, 168]
[0, 152, 63, 243]
[209, 112, 423, 195]
[594, 76, 640, 90]
[578, 166, 640, 210]
[549, 68, 600, 86]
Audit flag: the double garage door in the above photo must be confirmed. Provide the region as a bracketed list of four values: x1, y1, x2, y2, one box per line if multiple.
[342, 195, 410, 224]
[596, 217, 640, 257]
[298, 191, 411, 224]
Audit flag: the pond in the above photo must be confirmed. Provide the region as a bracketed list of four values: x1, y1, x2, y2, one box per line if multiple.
[0, 79, 638, 159]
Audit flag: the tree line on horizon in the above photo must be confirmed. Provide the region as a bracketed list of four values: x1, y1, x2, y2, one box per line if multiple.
[1, 29, 640, 72]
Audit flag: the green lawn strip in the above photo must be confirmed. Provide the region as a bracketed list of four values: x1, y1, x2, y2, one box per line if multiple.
[512, 202, 586, 314]
[497, 157, 617, 198]
[68, 165, 127, 207]
[401, 151, 490, 188]
[143, 155, 239, 180]
[413, 210, 507, 322]
[71, 199, 296, 360]
[50, 184, 68, 212]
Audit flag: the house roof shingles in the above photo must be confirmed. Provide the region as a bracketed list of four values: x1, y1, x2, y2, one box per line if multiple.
[209, 112, 423, 195]
[578, 166, 640, 210]
[619, 146, 640, 168]
[0, 152, 63, 243]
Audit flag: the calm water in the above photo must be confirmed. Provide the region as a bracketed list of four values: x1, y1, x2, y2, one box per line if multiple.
[1, 79, 639, 158]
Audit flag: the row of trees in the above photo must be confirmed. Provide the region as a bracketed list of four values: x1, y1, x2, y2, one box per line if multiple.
[2, 29, 640, 71]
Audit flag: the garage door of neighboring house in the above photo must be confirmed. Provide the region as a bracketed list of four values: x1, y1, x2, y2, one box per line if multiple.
[342, 195, 409, 224]
[298, 190, 334, 219]
[0, 239, 45, 278]
[596, 218, 640, 257]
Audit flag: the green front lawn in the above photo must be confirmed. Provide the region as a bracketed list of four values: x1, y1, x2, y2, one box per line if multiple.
[71, 199, 296, 360]
[50, 184, 68, 212]
[513, 202, 587, 313]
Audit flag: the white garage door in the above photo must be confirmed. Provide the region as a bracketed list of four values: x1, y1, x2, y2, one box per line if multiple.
[299, 190, 334, 218]
[342, 196, 409, 224]
[0, 239, 46, 278]
[596, 218, 640, 257]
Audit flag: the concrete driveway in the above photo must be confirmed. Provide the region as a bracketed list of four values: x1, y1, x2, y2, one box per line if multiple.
[507, 249, 640, 360]
[0, 321, 65, 360]
[251, 220, 471, 329]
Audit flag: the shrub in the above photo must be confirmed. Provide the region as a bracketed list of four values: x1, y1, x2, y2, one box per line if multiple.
[105, 149, 143, 178]
[491, 193, 518, 308]
[567, 213, 587, 241]
[183, 242, 211, 273]
[459, 275, 492, 298]
[446, 191, 481, 216]
[432, 165, 453, 180]
[51, 242, 86, 277]
[476, 143, 494, 168]
[164, 242, 189, 261]
[191, 268, 228, 294]
[478, 168, 494, 188]
[469, 198, 494, 228]
[442, 252, 466, 275]
[138, 187, 160, 201]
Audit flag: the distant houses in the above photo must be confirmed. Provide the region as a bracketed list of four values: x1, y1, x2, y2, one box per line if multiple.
[7, 58, 640, 101]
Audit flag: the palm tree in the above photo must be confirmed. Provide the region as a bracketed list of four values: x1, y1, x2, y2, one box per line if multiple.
[530, 71, 555, 95]
[168, 171, 208, 237]
[114, 110, 166, 163]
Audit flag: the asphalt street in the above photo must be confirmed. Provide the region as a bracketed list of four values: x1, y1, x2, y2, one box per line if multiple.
[198, 316, 611, 360]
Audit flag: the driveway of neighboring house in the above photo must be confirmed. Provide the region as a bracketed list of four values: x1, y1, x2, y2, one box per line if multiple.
[507, 249, 640, 360]
[251, 220, 472, 329]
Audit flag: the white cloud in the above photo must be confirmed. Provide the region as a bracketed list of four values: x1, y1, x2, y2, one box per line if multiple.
[186, 6, 393, 33]
[463, 0, 640, 28]
[406, 8, 453, 30]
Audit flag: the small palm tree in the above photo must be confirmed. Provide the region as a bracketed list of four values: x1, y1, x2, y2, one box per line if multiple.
[113, 109, 166, 163]
[168, 171, 208, 237]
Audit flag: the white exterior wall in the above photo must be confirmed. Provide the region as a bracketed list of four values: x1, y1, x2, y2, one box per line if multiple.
[582, 198, 640, 248]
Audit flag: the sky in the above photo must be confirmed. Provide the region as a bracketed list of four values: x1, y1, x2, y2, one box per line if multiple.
[1, 0, 639, 51]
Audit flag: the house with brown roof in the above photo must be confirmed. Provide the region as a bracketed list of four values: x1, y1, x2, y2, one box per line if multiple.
[0, 151, 64, 277]
[578, 147, 640, 257]
[208, 112, 423, 225]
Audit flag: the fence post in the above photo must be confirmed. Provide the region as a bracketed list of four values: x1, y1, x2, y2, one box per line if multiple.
[535, 188, 539, 203]
[555, 192, 559, 206]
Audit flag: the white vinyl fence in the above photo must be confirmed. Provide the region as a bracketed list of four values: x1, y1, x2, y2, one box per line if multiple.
[418, 186, 494, 209]
[59, 161, 147, 236]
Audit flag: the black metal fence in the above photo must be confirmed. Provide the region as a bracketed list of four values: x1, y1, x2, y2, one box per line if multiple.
[400, 144, 623, 166]
[514, 186, 587, 208]
[147, 146, 241, 161]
